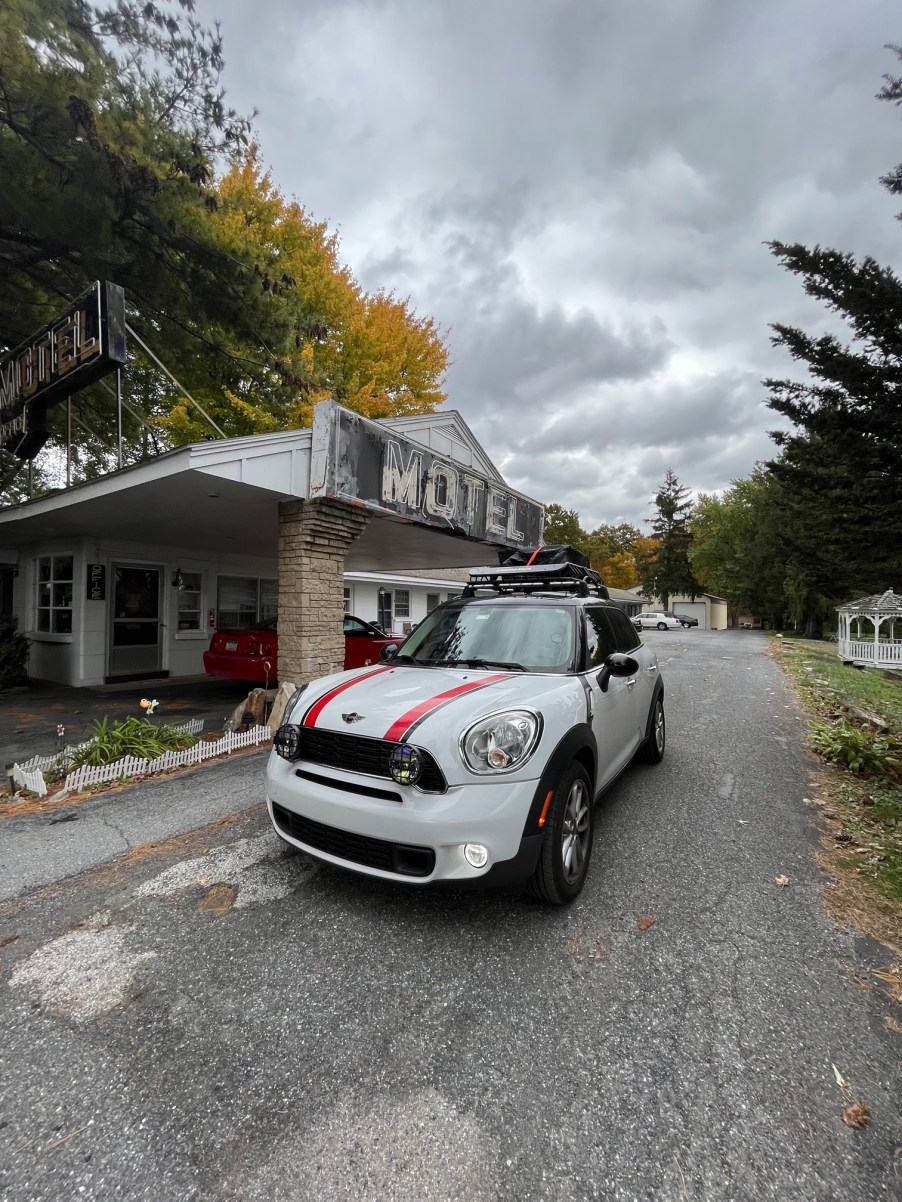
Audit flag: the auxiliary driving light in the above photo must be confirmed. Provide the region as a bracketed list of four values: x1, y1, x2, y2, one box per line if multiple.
[464, 843, 489, 869]
[389, 744, 423, 785]
[274, 724, 302, 761]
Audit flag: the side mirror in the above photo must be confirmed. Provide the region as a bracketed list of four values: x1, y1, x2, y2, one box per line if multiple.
[597, 652, 638, 693]
[380, 643, 399, 662]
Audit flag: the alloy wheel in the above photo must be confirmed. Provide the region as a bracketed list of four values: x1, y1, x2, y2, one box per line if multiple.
[561, 778, 591, 884]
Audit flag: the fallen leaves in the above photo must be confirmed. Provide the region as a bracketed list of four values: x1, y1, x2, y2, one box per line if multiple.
[832, 1064, 872, 1130]
[775, 875, 791, 887]
[840, 1100, 871, 1129]
[637, 915, 656, 931]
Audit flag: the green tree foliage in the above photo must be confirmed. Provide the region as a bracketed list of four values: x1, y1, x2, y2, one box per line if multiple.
[0, 0, 260, 356]
[541, 504, 591, 554]
[638, 469, 699, 608]
[690, 469, 788, 626]
[0, 1, 448, 499]
[762, 44, 902, 626]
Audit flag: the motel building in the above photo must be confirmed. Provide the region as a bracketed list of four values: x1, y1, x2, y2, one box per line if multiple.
[0, 401, 545, 689]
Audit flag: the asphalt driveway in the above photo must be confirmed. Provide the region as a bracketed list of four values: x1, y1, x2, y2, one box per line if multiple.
[0, 630, 899, 1202]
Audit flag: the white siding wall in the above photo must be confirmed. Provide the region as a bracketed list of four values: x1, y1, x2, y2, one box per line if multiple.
[344, 579, 463, 635]
[20, 537, 275, 687]
[17, 540, 467, 687]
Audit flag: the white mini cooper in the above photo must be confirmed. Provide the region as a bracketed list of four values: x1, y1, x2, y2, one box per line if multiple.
[266, 560, 665, 904]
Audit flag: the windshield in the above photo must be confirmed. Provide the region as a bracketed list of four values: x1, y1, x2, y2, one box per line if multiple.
[399, 603, 576, 673]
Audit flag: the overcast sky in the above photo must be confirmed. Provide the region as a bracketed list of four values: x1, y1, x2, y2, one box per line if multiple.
[195, 0, 900, 531]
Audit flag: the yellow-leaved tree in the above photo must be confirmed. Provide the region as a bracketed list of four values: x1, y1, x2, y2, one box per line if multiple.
[157, 151, 449, 443]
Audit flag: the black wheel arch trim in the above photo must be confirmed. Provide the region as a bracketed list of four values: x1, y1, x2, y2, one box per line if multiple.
[643, 678, 665, 741]
[522, 724, 597, 838]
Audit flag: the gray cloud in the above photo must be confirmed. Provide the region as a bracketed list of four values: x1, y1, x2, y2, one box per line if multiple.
[198, 0, 901, 528]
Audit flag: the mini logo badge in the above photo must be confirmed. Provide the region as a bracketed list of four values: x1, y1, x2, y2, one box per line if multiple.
[341, 712, 365, 724]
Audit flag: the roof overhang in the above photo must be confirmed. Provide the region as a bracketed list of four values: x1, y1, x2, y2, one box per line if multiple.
[0, 405, 544, 570]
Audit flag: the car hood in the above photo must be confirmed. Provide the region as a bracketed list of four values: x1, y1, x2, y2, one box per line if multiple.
[289, 663, 578, 746]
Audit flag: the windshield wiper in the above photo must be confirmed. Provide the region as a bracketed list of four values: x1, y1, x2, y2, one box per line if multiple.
[444, 658, 525, 672]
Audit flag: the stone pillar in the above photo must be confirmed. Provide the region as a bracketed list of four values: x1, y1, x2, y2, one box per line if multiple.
[278, 498, 369, 683]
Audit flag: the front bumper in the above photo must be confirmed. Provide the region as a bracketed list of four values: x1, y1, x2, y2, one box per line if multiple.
[265, 752, 543, 888]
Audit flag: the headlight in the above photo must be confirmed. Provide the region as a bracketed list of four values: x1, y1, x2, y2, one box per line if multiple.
[460, 709, 542, 775]
[282, 684, 308, 723]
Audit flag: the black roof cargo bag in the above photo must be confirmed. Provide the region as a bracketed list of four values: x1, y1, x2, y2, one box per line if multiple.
[501, 544, 590, 569]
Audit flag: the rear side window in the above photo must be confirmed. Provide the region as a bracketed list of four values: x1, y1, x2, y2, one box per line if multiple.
[584, 607, 620, 668]
[607, 607, 642, 653]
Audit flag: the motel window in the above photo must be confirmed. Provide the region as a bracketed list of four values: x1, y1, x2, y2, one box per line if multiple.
[217, 576, 278, 627]
[426, 592, 440, 613]
[394, 589, 411, 619]
[176, 571, 203, 631]
[36, 554, 73, 634]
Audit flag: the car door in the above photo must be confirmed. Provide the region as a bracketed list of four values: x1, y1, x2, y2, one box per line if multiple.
[583, 606, 644, 790]
[607, 604, 657, 719]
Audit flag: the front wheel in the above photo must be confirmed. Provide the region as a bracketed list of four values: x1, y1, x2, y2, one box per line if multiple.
[527, 762, 594, 905]
[637, 695, 665, 763]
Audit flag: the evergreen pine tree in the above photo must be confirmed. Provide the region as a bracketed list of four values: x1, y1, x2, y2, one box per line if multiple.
[639, 469, 700, 608]
[763, 45, 902, 627]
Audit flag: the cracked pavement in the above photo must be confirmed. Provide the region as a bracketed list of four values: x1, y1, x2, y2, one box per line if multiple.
[0, 631, 899, 1201]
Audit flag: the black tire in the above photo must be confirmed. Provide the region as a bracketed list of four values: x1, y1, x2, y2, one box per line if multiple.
[527, 762, 594, 905]
[656, 622, 667, 630]
[637, 695, 665, 763]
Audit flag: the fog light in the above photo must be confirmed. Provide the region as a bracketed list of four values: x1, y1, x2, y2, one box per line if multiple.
[274, 724, 301, 761]
[464, 843, 489, 869]
[389, 744, 422, 785]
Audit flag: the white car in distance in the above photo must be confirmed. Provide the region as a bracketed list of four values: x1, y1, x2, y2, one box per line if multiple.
[632, 611, 683, 631]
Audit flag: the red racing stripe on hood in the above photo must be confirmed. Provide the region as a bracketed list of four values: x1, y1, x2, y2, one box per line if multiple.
[302, 667, 389, 728]
[383, 674, 512, 743]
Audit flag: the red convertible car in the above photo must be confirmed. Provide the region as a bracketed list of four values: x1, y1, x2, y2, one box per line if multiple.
[203, 615, 404, 684]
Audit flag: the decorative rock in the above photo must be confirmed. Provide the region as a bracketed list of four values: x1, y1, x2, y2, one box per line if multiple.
[268, 681, 299, 732]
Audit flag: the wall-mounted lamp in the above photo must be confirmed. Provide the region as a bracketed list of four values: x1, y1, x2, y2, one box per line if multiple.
[172, 570, 185, 591]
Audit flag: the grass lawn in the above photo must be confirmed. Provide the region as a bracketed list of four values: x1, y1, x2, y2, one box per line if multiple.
[772, 637, 901, 954]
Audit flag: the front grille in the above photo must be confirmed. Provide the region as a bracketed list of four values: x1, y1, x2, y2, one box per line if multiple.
[271, 802, 436, 877]
[297, 728, 446, 793]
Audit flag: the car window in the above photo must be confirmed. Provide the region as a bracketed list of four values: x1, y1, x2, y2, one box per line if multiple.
[584, 606, 620, 668]
[343, 617, 372, 636]
[607, 607, 642, 652]
[402, 603, 576, 672]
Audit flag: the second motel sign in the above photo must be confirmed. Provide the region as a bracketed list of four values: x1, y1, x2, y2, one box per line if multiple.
[0, 282, 127, 460]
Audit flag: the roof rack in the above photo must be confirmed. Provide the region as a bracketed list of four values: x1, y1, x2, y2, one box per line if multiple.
[464, 561, 610, 599]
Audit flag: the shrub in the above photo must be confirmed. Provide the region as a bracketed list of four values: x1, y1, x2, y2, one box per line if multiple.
[808, 718, 898, 777]
[0, 615, 29, 689]
[68, 716, 197, 768]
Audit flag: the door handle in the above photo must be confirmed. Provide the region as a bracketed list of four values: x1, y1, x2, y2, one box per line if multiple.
[626, 678, 636, 688]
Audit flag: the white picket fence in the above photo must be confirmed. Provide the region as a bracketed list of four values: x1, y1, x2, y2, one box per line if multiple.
[12, 763, 48, 799]
[14, 718, 205, 775]
[11, 721, 270, 799]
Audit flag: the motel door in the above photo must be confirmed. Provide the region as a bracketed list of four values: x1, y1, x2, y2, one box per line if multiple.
[108, 564, 163, 679]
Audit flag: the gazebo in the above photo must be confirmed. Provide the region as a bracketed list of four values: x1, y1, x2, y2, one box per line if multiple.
[836, 589, 902, 669]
